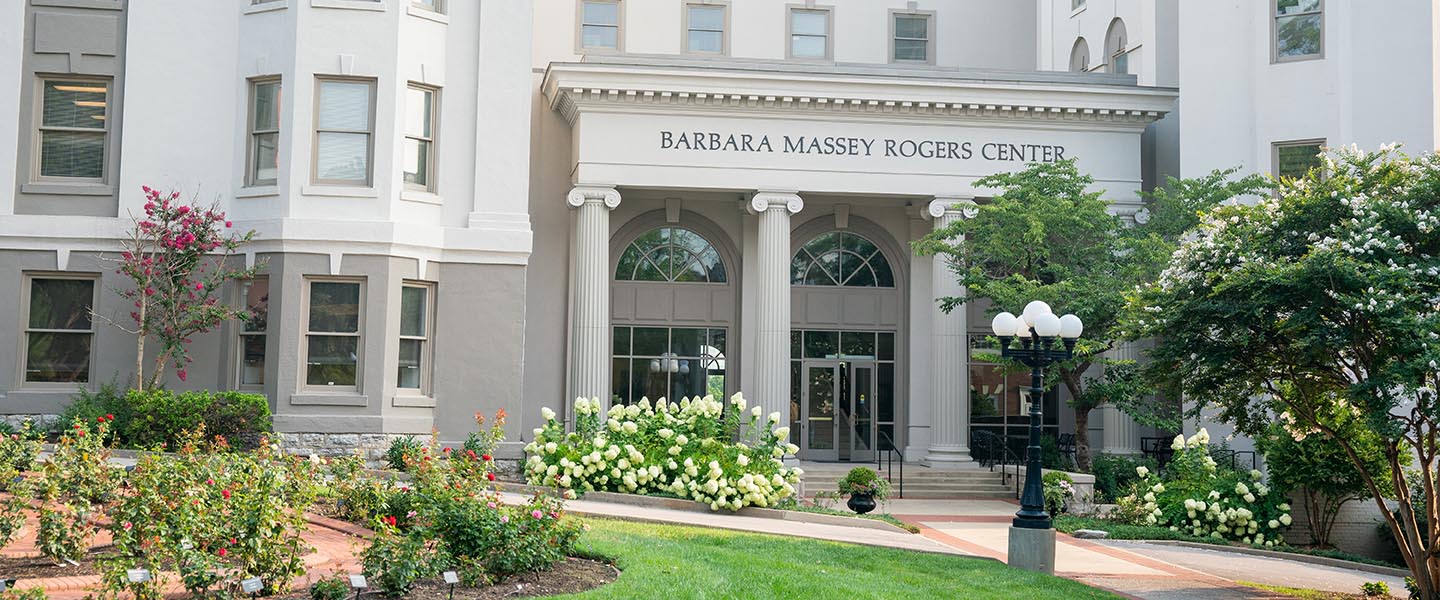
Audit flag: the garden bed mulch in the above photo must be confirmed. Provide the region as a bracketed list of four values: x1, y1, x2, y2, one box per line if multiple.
[0, 545, 114, 579]
[277, 557, 619, 600]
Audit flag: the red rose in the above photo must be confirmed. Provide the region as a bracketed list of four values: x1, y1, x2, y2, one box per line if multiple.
[218, 548, 227, 557]
[76, 430, 85, 437]
[96, 417, 104, 423]
[229, 537, 236, 545]
[481, 454, 492, 461]
[105, 414, 114, 421]
[487, 472, 496, 481]
[221, 489, 231, 499]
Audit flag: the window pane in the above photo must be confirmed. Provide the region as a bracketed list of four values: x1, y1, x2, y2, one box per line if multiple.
[1276, 0, 1320, 15]
[689, 5, 723, 30]
[43, 81, 106, 129]
[895, 16, 927, 39]
[405, 87, 431, 138]
[612, 358, 632, 405]
[315, 132, 369, 182]
[877, 332, 895, 360]
[1277, 143, 1324, 179]
[792, 11, 827, 35]
[414, 0, 437, 10]
[804, 331, 837, 359]
[26, 332, 91, 383]
[878, 363, 895, 422]
[707, 328, 727, 356]
[317, 81, 371, 131]
[40, 130, 105, 178]
[583, 1, 618, 25]
[252, 132, 279, 184]
[633, 327, 667, 356]
[688, 30, 723, 53]
[582, 24, 618, 49]
[895, 39, 928, 61]
[635, 358, 666, 400]
[791, 34, 826, 58]
[1276, 14, 1321, 57]
[671, 328, 706, 356]
[253, 81, 280, 131]
[243, 280, 269, 333]
[398, 338, 422, 388]
[403, 138, 429, 187]
[613, 326, 631, 355]
[29, 279, 93, 330]
[1113, 52, 1129, 75]
[306, 335, 358, 386]
[400, 286, 427, 337]
[240, 335, 266, 386]
[308, 282, 360, 333]
[841, 331, 875, 358]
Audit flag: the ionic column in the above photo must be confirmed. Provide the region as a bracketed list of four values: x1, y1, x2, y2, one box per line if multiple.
[925, 197, 977, 465]
[567, 186, 621, 414]
[1101, 341, 1143, 455]
[748, 191, 804, 430]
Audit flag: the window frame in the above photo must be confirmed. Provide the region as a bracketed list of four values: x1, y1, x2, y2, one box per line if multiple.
[888, 9, 935, 65]
[1272, 138, 1327, 181]
[19, 272, 99, 387]
[1103, 18, 1128, 74]
[683, 1, 729, 56]
[577, 0, 624, 52]
[403, 83, 439, 192]
[311, 76, 377, 187]
[301, 277, 365, 392]
[235, 276, 270, 390]
[246, 76, 281, 188]
[32, 75, 113, 185]
[786, 5, 833, 61]
[411, 0, 443, 13]
[1272, 0, 1324, 63]
[397, 281, 436, 396]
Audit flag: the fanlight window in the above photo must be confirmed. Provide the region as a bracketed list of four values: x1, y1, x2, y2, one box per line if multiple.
[615, 227, 727, 283]
[791, 232, 894, 287]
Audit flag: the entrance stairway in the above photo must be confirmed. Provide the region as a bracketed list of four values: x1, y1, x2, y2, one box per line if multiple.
[798, 462, 1015, 499]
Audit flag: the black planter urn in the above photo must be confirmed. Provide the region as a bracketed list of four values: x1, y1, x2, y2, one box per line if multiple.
[847, 492, 877, 515]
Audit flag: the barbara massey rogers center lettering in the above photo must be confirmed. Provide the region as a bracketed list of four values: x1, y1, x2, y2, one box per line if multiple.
[659, 130, 1068, 162]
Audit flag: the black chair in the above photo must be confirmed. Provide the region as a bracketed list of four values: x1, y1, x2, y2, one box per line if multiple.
[1056, 433, 1078, 470]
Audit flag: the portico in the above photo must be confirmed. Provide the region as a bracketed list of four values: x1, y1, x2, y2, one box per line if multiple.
[543, 55, 1174, 461]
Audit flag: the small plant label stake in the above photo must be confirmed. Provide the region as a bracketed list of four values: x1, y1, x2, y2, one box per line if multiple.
[0, 578, 8, 592]
[241, 576, 264, 598]
[443, 571, 459, 600]
[349, 574, 368, 600]
[127, 569, 152, 583]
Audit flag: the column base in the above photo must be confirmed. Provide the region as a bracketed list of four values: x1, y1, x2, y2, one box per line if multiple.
[1007, 526, 1056, 575]
[922, 445, 974, 468]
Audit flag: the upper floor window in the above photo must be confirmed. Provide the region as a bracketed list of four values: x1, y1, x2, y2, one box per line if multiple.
[412, 0, 443, 13]
[1273, 139, 1325, 180]
[615, 227, 727, 283]
[580, 0, 622, 51]
[247, 78, 280, 187]
[891, 12, 932, 64]
[1071, 0, 1086, 9]
[313, 77, 375, 186]
[304, 279, 363, 389]
[1069, 38, 1090, 72]
[403, 84, 437, 192]
[23, 275, 97, 384]
[1104, 18, 1128, 74]
[237, 277, 269, 388]
[685, 3, 726, 54]
[789, 7, 831, 60]
[1274, 0, 1322, 61]
[37, 78, 111, 182]
[791, 232, 894, 288]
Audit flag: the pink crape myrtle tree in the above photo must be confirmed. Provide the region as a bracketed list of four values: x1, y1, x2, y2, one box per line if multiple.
[109, 186, 258, 390]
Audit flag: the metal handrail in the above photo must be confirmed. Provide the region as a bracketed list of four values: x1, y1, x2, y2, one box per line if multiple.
[876, 429, 903, 499]
[972, 430, 1024, 498]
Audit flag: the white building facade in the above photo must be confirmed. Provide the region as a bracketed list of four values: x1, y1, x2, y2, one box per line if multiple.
[1, 0, 1426, 463]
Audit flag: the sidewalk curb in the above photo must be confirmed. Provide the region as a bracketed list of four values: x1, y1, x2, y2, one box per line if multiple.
[1128, 540, 1410, 578]
[500, 481, 913, 534]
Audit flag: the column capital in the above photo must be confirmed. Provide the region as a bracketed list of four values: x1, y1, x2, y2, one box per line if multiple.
[926, 197, 978, 220]
[748, 190, 804, 215]
[567, 185, 621, 209]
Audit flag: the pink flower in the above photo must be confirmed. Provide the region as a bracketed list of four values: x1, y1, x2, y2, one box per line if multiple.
[500, 515, 509, 524]
[123, 521, 133, 531]
[177, 369, 188, 382]
[486, 502, 497, 509]
[532, 510, 543, 520]
[218, 548, 227, 557]
[221, 488, 231, 499]
[194, 282, 204, 291]
[406, 511, 417, 519]
[225, 221, 232, 228]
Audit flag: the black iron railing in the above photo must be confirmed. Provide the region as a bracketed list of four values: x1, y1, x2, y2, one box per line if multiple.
[876, 429, 904, 499]
[972, 429, 1023, 499]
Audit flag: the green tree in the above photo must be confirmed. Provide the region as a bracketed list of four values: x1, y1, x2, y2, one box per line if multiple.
[1124, 146, 1440, 597]
[914, 160, 1266, 471]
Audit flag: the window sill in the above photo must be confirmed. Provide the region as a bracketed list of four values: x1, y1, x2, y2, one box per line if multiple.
[1272, 54, 1325, 65]
[406, 4, 448, 24]
[31, 0, 123, 11]
[392, 394, 436, 408]
[302, 185, 379, 198]
[1070, 4, 1087, 18]
[243, 1, 288, 15]
[400, 189, 443, 205]
[290, 392, 368, 406]
[21, 182, 115, 196]
[236, 185, 279, 198]
[311, 0, 386, 11]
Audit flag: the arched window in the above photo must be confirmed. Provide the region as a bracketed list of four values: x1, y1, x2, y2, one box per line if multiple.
[791, 232, 895, 288]
[1105, 18, 1128, 74]
[1069, 37, 1090, 72]
[615, 227, 727, 283]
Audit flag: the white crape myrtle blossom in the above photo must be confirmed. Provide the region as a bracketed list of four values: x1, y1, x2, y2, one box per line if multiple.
[524, 393, 801, 511]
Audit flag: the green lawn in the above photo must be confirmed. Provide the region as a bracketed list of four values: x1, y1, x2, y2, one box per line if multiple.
[1054, 516, 1402, 569]
[558, 518, 1118, 599]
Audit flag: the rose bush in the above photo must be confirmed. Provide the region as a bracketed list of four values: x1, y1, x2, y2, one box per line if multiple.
[1114, 428, 1292, 546]
[525, 393, 802, 511]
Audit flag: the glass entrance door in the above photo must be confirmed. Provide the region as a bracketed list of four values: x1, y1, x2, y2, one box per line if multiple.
[800, 360, 876, 461]
[801, 362, 838, 461]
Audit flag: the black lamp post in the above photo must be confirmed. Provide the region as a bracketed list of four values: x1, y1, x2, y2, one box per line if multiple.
[991, 302, 1083, 531]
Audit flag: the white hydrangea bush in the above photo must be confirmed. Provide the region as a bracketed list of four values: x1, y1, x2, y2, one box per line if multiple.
[524, 393, 802, 511]
[1115, 428, 1293, 547]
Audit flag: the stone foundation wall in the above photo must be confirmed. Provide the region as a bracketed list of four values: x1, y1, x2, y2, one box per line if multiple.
[278, 432, 419, 465]
[1285, 490, 1398, 561]
[3, 414, 61, 431]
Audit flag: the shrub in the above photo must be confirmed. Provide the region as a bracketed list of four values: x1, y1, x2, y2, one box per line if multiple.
[525, 394, 801, 511]
[837, 467, 890, 500]
[1257, 421, 1395, 548]
[1361, 581, 1390, 597]
[309, 575, 350, 600]
[59, 382, 129, 439]
[362, 522, 439, 597]
[1113, 429, 1292, 546]
[1, 589, 47, 600]
[1090, 454, 1157, 503]
[41, 417, 119, 506]
[1043, 471, 1075, 514]
[386, 436, 424, 471]
[61, 387, 270, 450]
[36, 504, 95, 563]
[0, 421, 44, 472]
[428, 491, 581, 579]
